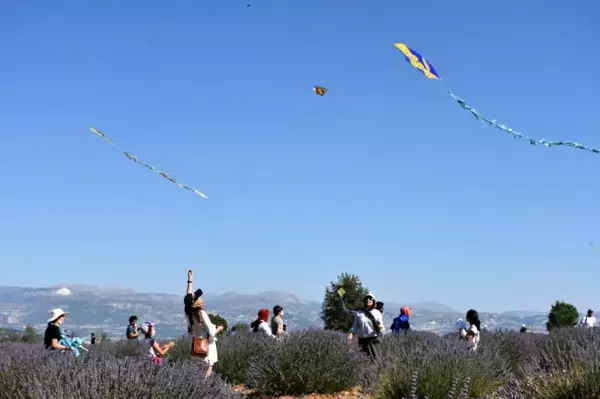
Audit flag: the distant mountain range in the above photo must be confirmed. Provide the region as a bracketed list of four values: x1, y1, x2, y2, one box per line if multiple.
[0, 285, 554, 338]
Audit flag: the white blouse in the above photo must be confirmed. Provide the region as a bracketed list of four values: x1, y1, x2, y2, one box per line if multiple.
[190, 310, 219, 365]
[462, 324, 480, 351]
[256, 320, 276, 338]
[350, 309, 384, 339]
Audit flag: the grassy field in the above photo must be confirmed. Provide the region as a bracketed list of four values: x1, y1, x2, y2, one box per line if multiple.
[1, 328, 599, 398]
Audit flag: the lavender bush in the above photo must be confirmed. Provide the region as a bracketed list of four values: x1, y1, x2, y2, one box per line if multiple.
[375, 332, 511, 399]
[3, 328, 600, 398]
[0, 342, 243, 399]
[500, 328, 600, 398]
[246, 329, 375, 396]
[213, 332, 267, 385]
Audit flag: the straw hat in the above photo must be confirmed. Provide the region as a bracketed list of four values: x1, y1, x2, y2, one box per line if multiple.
[47, 308, 69, 323]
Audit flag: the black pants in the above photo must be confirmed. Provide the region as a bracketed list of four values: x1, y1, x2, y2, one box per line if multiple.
[358, 336, 381, 361]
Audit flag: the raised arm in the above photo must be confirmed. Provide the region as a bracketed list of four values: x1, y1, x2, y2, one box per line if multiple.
[152, 340, 175, 356]
[187, 270, 193, 295]
[340, 298, 357, 316]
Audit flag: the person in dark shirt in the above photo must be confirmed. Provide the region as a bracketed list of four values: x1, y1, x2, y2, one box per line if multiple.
[44, 308, 71, 351]
[520, 324, 528, 333]
[90, 333, 96, 345]
[126, 315, 140, 340]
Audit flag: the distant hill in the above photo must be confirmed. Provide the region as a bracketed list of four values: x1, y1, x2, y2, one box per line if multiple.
[0, 284, 562, 338]
[408, 302, 459, 314]
[501, 310, 546, 318]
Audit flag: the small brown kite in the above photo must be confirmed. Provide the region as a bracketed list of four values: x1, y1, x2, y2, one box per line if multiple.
[313, 85, 328, 96]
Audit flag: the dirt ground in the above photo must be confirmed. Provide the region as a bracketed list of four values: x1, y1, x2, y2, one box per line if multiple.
[233, 385, 372, 399]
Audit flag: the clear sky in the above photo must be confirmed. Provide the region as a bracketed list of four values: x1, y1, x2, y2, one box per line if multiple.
[1, 0, 599, 314]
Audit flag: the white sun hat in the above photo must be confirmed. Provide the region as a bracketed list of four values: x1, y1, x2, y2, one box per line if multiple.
[47, 308, 69, 323]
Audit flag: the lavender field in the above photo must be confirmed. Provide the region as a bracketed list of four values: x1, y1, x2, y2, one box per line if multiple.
[1, 328, 599, 399]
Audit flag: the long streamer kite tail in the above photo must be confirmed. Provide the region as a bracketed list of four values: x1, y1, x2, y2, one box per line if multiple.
[445, 91, 600, 155]
[90, 127, 209, 200]
[89, 128, 115, 145]
[192, 189, 208, 200]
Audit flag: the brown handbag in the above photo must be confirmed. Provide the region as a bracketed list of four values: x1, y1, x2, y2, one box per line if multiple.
[191, 335, 209, 357]
[190, 311, 210, 357]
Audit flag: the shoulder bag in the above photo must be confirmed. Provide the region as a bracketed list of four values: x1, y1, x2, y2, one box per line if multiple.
[190, 311, 210, 357]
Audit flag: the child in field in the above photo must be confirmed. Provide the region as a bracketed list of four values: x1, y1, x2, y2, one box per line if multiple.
[141, 321, 175, 365]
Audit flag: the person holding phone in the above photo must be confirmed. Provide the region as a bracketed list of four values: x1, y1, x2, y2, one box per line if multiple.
[184, 270, 224, 378]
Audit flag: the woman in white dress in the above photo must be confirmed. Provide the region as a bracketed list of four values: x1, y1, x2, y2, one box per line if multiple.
[184, 270, 224, 377]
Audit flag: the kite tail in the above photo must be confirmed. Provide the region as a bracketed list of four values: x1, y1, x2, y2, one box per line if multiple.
[89, 128, 209, 200]
[446, 91, 600, 155]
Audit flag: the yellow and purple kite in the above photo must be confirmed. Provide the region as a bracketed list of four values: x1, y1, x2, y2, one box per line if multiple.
[393, 43, 440, 80]
[393, 43, 600, 155]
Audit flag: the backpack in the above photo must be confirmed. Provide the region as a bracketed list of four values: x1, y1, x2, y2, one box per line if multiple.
[391, 315, 409, 332]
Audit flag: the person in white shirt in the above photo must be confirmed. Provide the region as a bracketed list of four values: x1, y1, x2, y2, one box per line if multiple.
[251, 309, 277, 339]
[457, 309, 481, 351]
[347, 293, 384, 361]
[581, 309, 596, 328]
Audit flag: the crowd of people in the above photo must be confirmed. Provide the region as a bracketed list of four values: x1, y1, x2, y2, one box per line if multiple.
[42, 271, 598, 371]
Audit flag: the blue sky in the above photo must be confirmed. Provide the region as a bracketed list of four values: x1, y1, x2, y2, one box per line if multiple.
[1, 0, 599, 314]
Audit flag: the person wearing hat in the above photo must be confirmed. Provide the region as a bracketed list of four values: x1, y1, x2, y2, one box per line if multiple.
[581, 309, 596, 328]
[347, 293, 384, 361]
[44, 308, 71, 351]
[251, 309, 276, 338]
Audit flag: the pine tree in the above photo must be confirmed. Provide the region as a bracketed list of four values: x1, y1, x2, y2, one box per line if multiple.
[321, 273, 368, 331]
